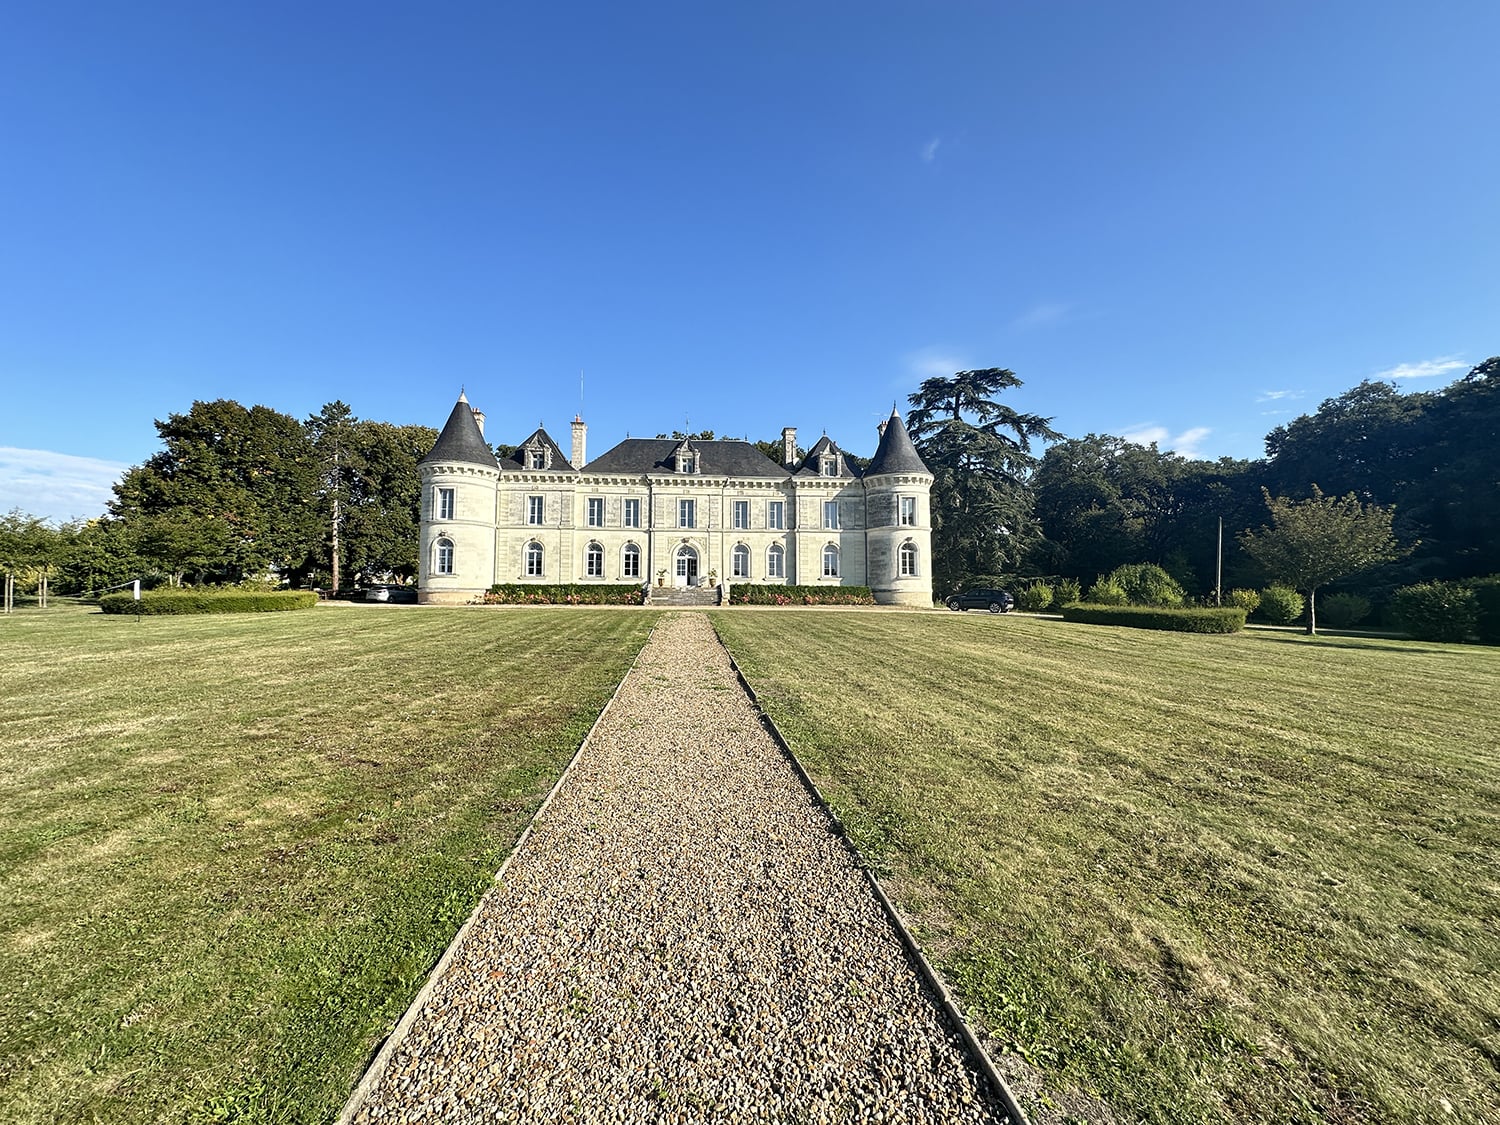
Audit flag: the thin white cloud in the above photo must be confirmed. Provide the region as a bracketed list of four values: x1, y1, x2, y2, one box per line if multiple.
[1120, 425, 1213, 459]
[921, 137, 941, 163]
[1256, 389, 1302, 403]
[1010, 302, 1072, 330]
[1373, 355, 1467, 381]
[905, 346, 968, 382]
[0, 447, 129, 523]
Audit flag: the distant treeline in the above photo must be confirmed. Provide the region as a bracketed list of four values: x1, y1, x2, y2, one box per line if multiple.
[3, 359, 1496, 609]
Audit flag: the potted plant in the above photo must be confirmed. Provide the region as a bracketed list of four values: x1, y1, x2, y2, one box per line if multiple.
[656, 568, 667, 587]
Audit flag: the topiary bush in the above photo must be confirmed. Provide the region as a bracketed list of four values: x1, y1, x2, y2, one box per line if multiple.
[1016, 583, 1054, 612]
[483, 584, 645, 605]
[1225, 588, 1261, 615]
[1391, 581, 1479, 642]
[1104, 562, 1185, 607]
[1468, 576, 1500, 645]
[1086, 577, 1129, 606]
[1053, 577, 1082, 606]
[1060, 603, 1246, 634]
[1258, 585, 1305, 626]
[99, 589, 319, 615]
[1318, 592, 1372, 629]
[729, 585, 875, 606]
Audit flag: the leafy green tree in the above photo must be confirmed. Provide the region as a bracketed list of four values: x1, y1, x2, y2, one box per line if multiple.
[111, 400, 322, 583]
[306, 401, 357, 591]
[906, 368, 1059, 593]
[1238, 486, 1406, 634]
[339, 422, 436, 582]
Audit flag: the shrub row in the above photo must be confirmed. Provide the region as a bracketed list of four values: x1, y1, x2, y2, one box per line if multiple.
[482, 584, 645, 605]
[99, 589, 319, 615]
[1060, 602, 1247, 634]
[727, 584, 875, 606]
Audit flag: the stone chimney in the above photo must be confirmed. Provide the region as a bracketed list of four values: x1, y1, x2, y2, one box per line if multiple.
[470, 408, 485, 437]
[781, 427, 797, 467]
[876, 418, 889, 439]
[571, 415, 587, 468]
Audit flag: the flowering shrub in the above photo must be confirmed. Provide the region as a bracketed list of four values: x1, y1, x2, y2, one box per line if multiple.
[480, 584, 645, 605]
[730, 585, 875, 606]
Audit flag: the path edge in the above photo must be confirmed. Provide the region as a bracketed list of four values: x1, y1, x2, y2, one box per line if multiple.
[713, 620, 1034, 1125]
[335, 622, 659, 1124]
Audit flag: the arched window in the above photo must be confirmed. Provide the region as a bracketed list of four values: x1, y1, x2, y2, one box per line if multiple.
[822, 544, 840, 578]
[731, 543, 750, 579]
[524, 541, 544, 577]
[435, 537, 454, 575]
[767, 543, 785, 579]
[622, 542, 641, 579]
[585, 541, 604, 578]
[899, 540, 918, 577]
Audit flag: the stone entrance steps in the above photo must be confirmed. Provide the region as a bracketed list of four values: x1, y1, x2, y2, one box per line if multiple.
[645, 584, 722, 607]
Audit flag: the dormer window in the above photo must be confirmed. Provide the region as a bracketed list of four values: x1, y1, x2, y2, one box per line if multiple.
[675, 447, 697, 474]
[821, 455, 838, 477]
[527, 446, 547, 470]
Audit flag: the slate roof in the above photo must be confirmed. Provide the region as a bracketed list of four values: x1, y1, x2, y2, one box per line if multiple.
[501, 428, 576, 473]
[865, 410, 929, 476]
[792, 435, 861, 479]
[422, 394, 500, 468]
[584, 438, 788, 478]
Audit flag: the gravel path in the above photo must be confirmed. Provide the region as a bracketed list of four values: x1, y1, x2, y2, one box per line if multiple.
[349, 613, 1007, 1124]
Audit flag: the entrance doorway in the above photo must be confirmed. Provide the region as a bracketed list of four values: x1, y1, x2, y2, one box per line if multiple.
[674, 545, 700, 586]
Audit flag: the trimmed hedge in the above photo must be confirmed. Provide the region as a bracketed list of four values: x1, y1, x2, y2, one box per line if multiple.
[1391, 581, 1478, 643]
[482, 584, 645, 605]
[727, 584, 875, 606]
[1469, 576, 1500, 645]
[1061, 602, 1247, 634]
[99, 589, 319, 615]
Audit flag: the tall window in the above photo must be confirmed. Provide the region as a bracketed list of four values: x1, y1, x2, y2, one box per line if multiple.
[622, 543, 641, 579]
[587, 497, 604, 527]
[527, 495, 544, 525]
[438, 487, 455, 520]
[899, 541, 918, 577]
[899, 496, 916, 526]
[435, 537, 454, 574]
[767, 500, 785, 530]
[822, 544, 840, 578]
[623, 498, 641, 528]
[733, 500, 749, 529]
[767, 543, 785, 579]
[678, 498, 695, 528]
[524, 541, 543, 577]
[732, 543, 750, 579]
[823, 500, 839, 530]
[585, 542, 604, 578]
[528, 448, 546, 469]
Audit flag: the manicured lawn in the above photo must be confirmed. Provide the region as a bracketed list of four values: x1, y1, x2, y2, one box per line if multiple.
[0, 605, 655, 1124]
[713, 610, 1500, 1125]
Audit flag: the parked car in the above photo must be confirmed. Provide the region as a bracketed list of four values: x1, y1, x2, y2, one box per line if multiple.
[364, 585, 391, 602]
[947, 587, 1014, 614]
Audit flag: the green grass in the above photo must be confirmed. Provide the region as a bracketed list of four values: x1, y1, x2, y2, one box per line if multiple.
[712, 610, 1500, 1125]
[0, 605, 656, 1124]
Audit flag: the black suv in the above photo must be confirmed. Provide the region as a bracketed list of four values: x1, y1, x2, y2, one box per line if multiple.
[947, 588, 1015, 614]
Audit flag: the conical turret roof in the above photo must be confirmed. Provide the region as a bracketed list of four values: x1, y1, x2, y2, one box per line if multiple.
[865, 409, 929, 476]
[421, 393, 499, 468]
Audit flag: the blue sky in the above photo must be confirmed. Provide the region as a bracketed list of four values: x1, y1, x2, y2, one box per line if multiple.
[3, 1, 1495, 522]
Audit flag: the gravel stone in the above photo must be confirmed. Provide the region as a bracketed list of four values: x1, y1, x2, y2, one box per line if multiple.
[350, 613, 1007, 1124]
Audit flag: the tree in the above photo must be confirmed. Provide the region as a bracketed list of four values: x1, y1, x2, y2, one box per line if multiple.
[906, 368, 1059, 592]
[111, 400, 322, 583]
[1238, 486, 1407, 634]
[307, 401, 357, 592]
